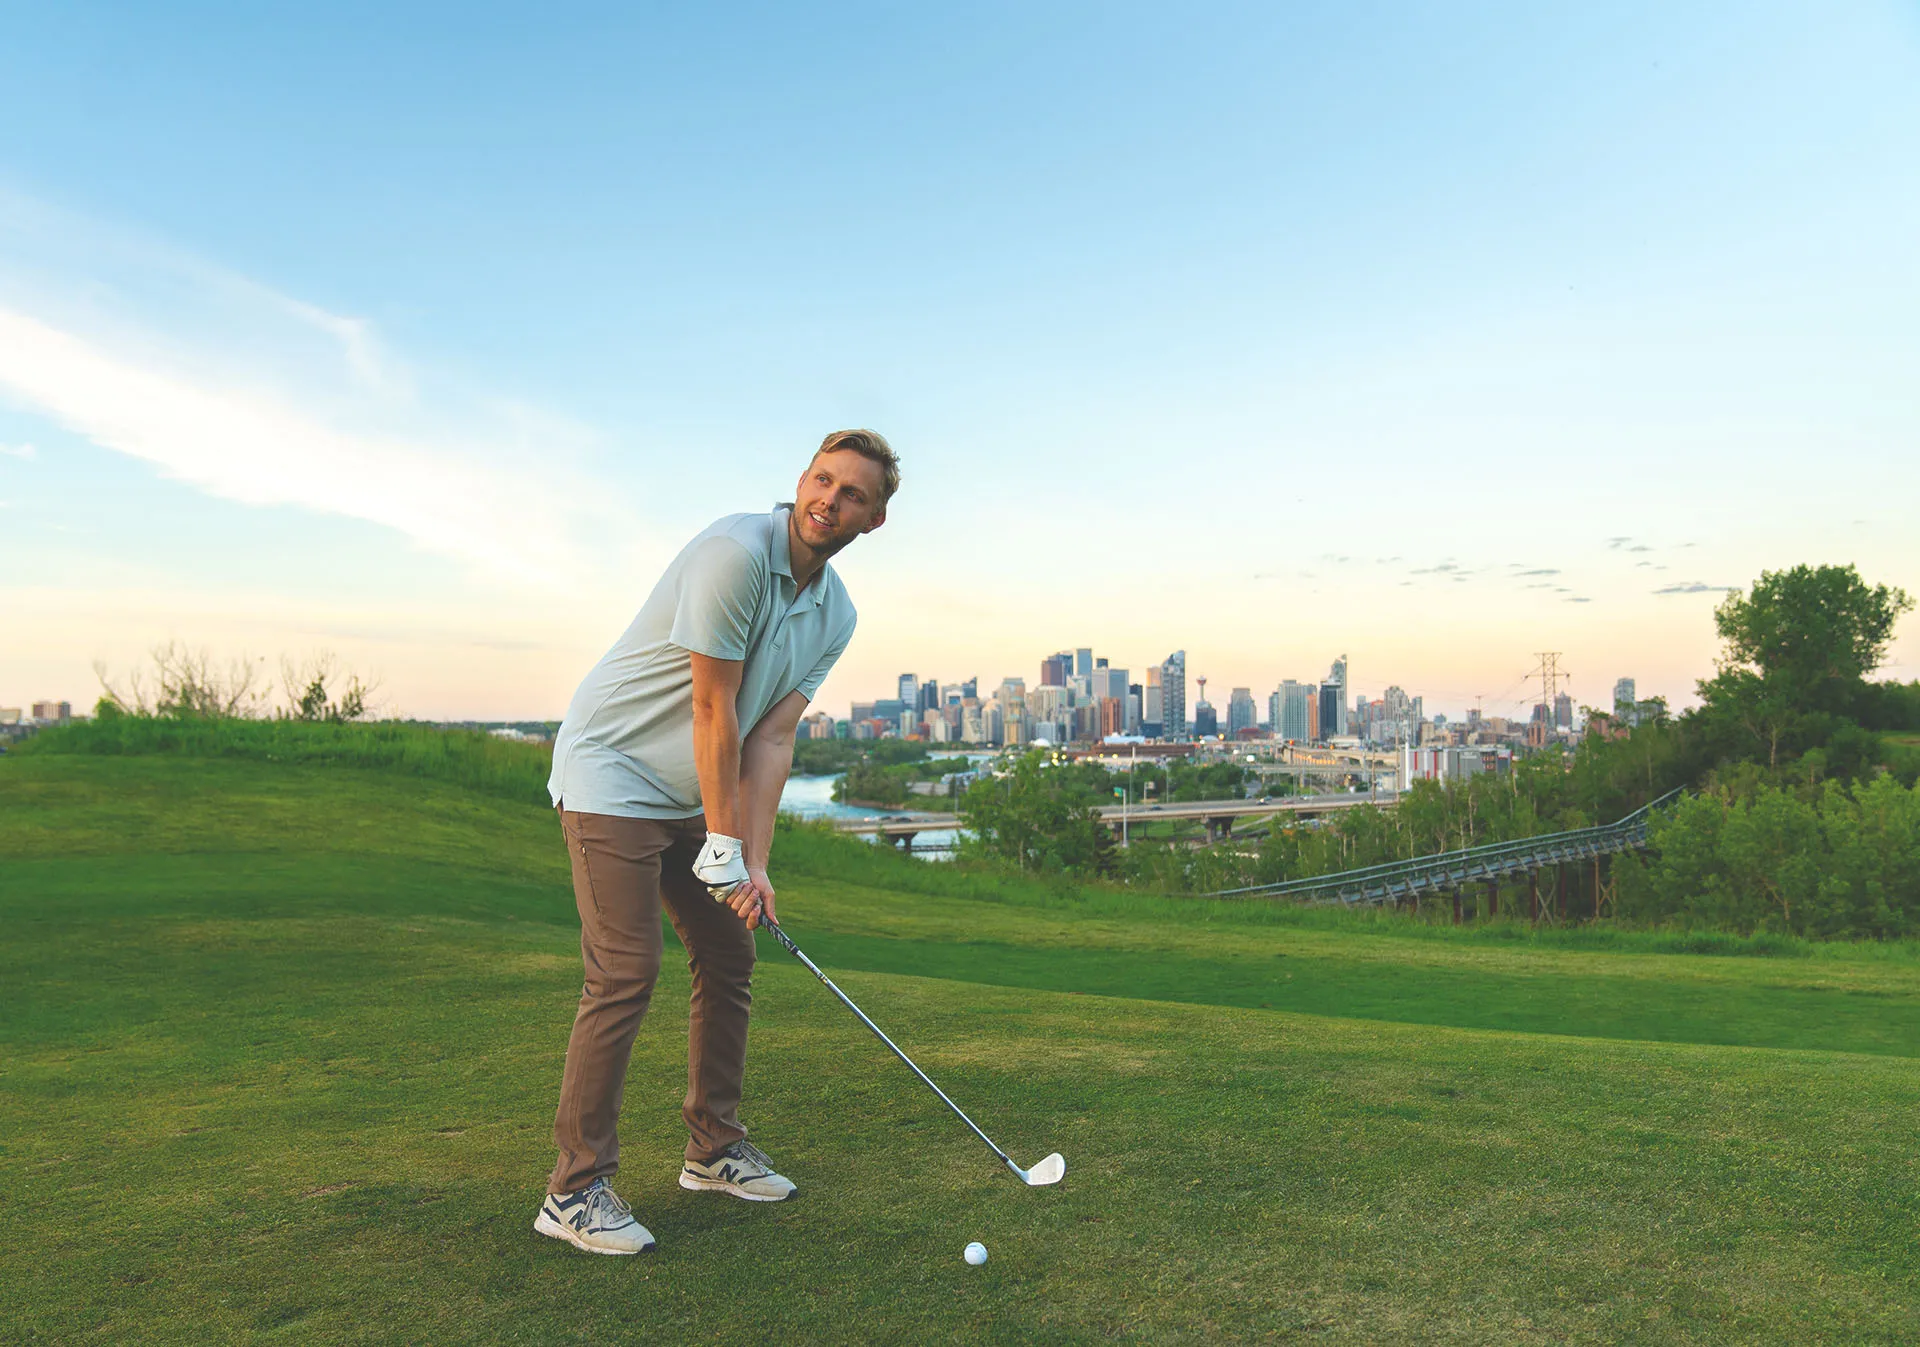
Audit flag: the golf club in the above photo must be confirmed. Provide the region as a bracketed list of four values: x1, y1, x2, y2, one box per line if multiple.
[742, 897, 1064, 1187]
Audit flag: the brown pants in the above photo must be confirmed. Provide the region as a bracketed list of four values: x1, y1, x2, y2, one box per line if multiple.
[547, 808, 756, 1195]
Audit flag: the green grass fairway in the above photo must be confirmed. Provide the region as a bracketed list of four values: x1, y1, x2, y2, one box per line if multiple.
[4, 757, 1919, 1343]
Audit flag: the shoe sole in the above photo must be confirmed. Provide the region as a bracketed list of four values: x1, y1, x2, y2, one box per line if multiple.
[679, 1171, 794, 1202]
[533, 1208, 655, 1255]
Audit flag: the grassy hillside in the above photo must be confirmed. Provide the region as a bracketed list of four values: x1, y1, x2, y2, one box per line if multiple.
[3, 755, 1918, 1343]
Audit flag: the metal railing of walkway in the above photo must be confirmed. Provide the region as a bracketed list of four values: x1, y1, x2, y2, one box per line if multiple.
[1207, 789, 1684, 906]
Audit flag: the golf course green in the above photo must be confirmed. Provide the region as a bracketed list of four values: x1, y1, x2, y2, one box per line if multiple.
[4, 753, 1918, 1343]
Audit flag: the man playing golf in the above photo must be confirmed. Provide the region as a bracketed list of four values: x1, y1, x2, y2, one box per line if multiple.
[534, 429, 896, 1255]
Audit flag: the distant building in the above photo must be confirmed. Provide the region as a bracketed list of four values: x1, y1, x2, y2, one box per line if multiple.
[1193, 700, 1218, 738]
[1317, 683, 1341, 745]
[1320, 656, 1351, 736]
[1142, 667, 1163, 738]
[1039, 654, 1067, 687]
[1554, 692, 1574, 731]
[1160, 651, 1187, 740]
[959, 677, 977, 699]
[1613, 677, 1639, 726]
[30, 700, 72, 723]
[1227, 687, 1257, 737]
[962, 706, 985, 743]
[1075, 648, 1093, 679]
[0, 707, 20, 726]
[897, 674, 918, 707]
[1193, 676, 1218, 738]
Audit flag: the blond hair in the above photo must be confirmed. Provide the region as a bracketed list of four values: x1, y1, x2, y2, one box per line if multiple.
[815, 429, 900, 506]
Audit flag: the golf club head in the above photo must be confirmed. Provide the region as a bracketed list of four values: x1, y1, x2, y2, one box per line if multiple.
[1023, 1152, 1066, 1186]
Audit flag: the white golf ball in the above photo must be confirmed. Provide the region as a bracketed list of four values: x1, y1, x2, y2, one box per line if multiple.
[963, 1241, 988, 1265]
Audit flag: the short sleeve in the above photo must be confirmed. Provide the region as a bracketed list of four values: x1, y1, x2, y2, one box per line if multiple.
[797, 615, 855, 699]
[667, 535, 764, 660]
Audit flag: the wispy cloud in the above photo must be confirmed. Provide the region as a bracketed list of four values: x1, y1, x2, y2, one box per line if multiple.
[0, 194, 620, 583]
[1565, 596, 1592, 603]
[1412, 561, 1465, 575]
[1655, 581, 1736, 596]
[1515, 567, 1559, 577]
[0, 442, 35, 460]
[0, 306, 595, 580]
[1606, 536, 1632, 549]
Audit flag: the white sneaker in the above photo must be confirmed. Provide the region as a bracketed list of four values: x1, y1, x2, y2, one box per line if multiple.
[679, 1140, 796, 1202]
[534, 1178, 656, 1254]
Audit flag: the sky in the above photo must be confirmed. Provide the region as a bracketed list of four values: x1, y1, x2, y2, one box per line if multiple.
[2, 1, 1917, 724]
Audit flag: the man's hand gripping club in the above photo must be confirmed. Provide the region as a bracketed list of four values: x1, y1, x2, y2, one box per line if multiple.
[692, 832, 777, 930]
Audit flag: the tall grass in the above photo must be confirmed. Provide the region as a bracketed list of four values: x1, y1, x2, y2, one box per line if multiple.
[18, 716, 554, 807]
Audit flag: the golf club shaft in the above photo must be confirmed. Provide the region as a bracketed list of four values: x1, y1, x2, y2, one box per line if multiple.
[758, 915, 1025, 1179]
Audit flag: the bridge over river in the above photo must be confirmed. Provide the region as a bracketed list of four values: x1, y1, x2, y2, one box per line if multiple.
[833, 791, 1398, 845]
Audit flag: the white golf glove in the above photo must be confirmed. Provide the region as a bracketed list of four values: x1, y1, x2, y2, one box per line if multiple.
[692, 832, 750, 901]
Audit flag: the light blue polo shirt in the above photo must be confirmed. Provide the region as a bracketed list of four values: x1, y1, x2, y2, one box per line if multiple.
[548, 507, 856, 818]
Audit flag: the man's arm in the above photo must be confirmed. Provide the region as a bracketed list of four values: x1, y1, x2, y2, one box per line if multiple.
[736, 689, 810, 925]
[689, 652, 746, 840]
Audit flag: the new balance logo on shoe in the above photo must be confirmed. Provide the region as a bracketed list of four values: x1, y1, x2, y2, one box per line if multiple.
[680, 1141, 796, 1203]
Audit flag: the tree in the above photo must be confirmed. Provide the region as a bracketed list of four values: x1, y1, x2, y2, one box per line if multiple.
[95, 642, 268, 719]
[1696, 565, 1913, 769]
[957, 751, 1113, 873]
[279, 653, 376, 723]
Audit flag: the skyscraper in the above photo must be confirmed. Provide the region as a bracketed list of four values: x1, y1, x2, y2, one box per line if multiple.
[1039, 654, 1067, 687]
[1143, 667, 1163, 737]
[1227, 687, 1257, 737]
[898, 673, 918, 707]
[1159, 651, 1187, 741]
[1554, 692, 1573, 730]
[1318, 683, 1341, 742]
[1325, 655, 1349, 736]
[1280, 680, 1312, 742]
[1613, 678, 1636, 715]
[1075, 648, 1094, 679]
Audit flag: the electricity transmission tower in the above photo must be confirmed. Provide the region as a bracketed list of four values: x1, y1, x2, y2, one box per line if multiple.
[1530, 652, 1567, 738]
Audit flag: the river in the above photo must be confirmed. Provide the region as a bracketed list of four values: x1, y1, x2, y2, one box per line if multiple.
[778, 773, 964, 855]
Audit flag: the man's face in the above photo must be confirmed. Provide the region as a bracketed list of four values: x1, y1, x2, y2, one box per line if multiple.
[792, 450, 887, 553]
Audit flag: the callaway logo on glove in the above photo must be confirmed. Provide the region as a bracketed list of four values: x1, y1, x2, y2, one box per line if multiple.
[692, 832, 750, 900]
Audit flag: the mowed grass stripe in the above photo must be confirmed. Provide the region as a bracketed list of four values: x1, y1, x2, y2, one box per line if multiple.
[9, 848, 1920, 1059]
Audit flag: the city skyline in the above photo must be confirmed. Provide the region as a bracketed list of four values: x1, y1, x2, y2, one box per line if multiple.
[3, 6, 1917, 718]
[826, 643, 1638, 748]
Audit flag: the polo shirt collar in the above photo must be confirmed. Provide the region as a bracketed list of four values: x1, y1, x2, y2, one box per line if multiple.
[771, 507, 829, 609]
[771, 507, 795, 581]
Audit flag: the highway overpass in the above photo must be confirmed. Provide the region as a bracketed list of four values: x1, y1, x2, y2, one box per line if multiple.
[833, 791, 1399, 843]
